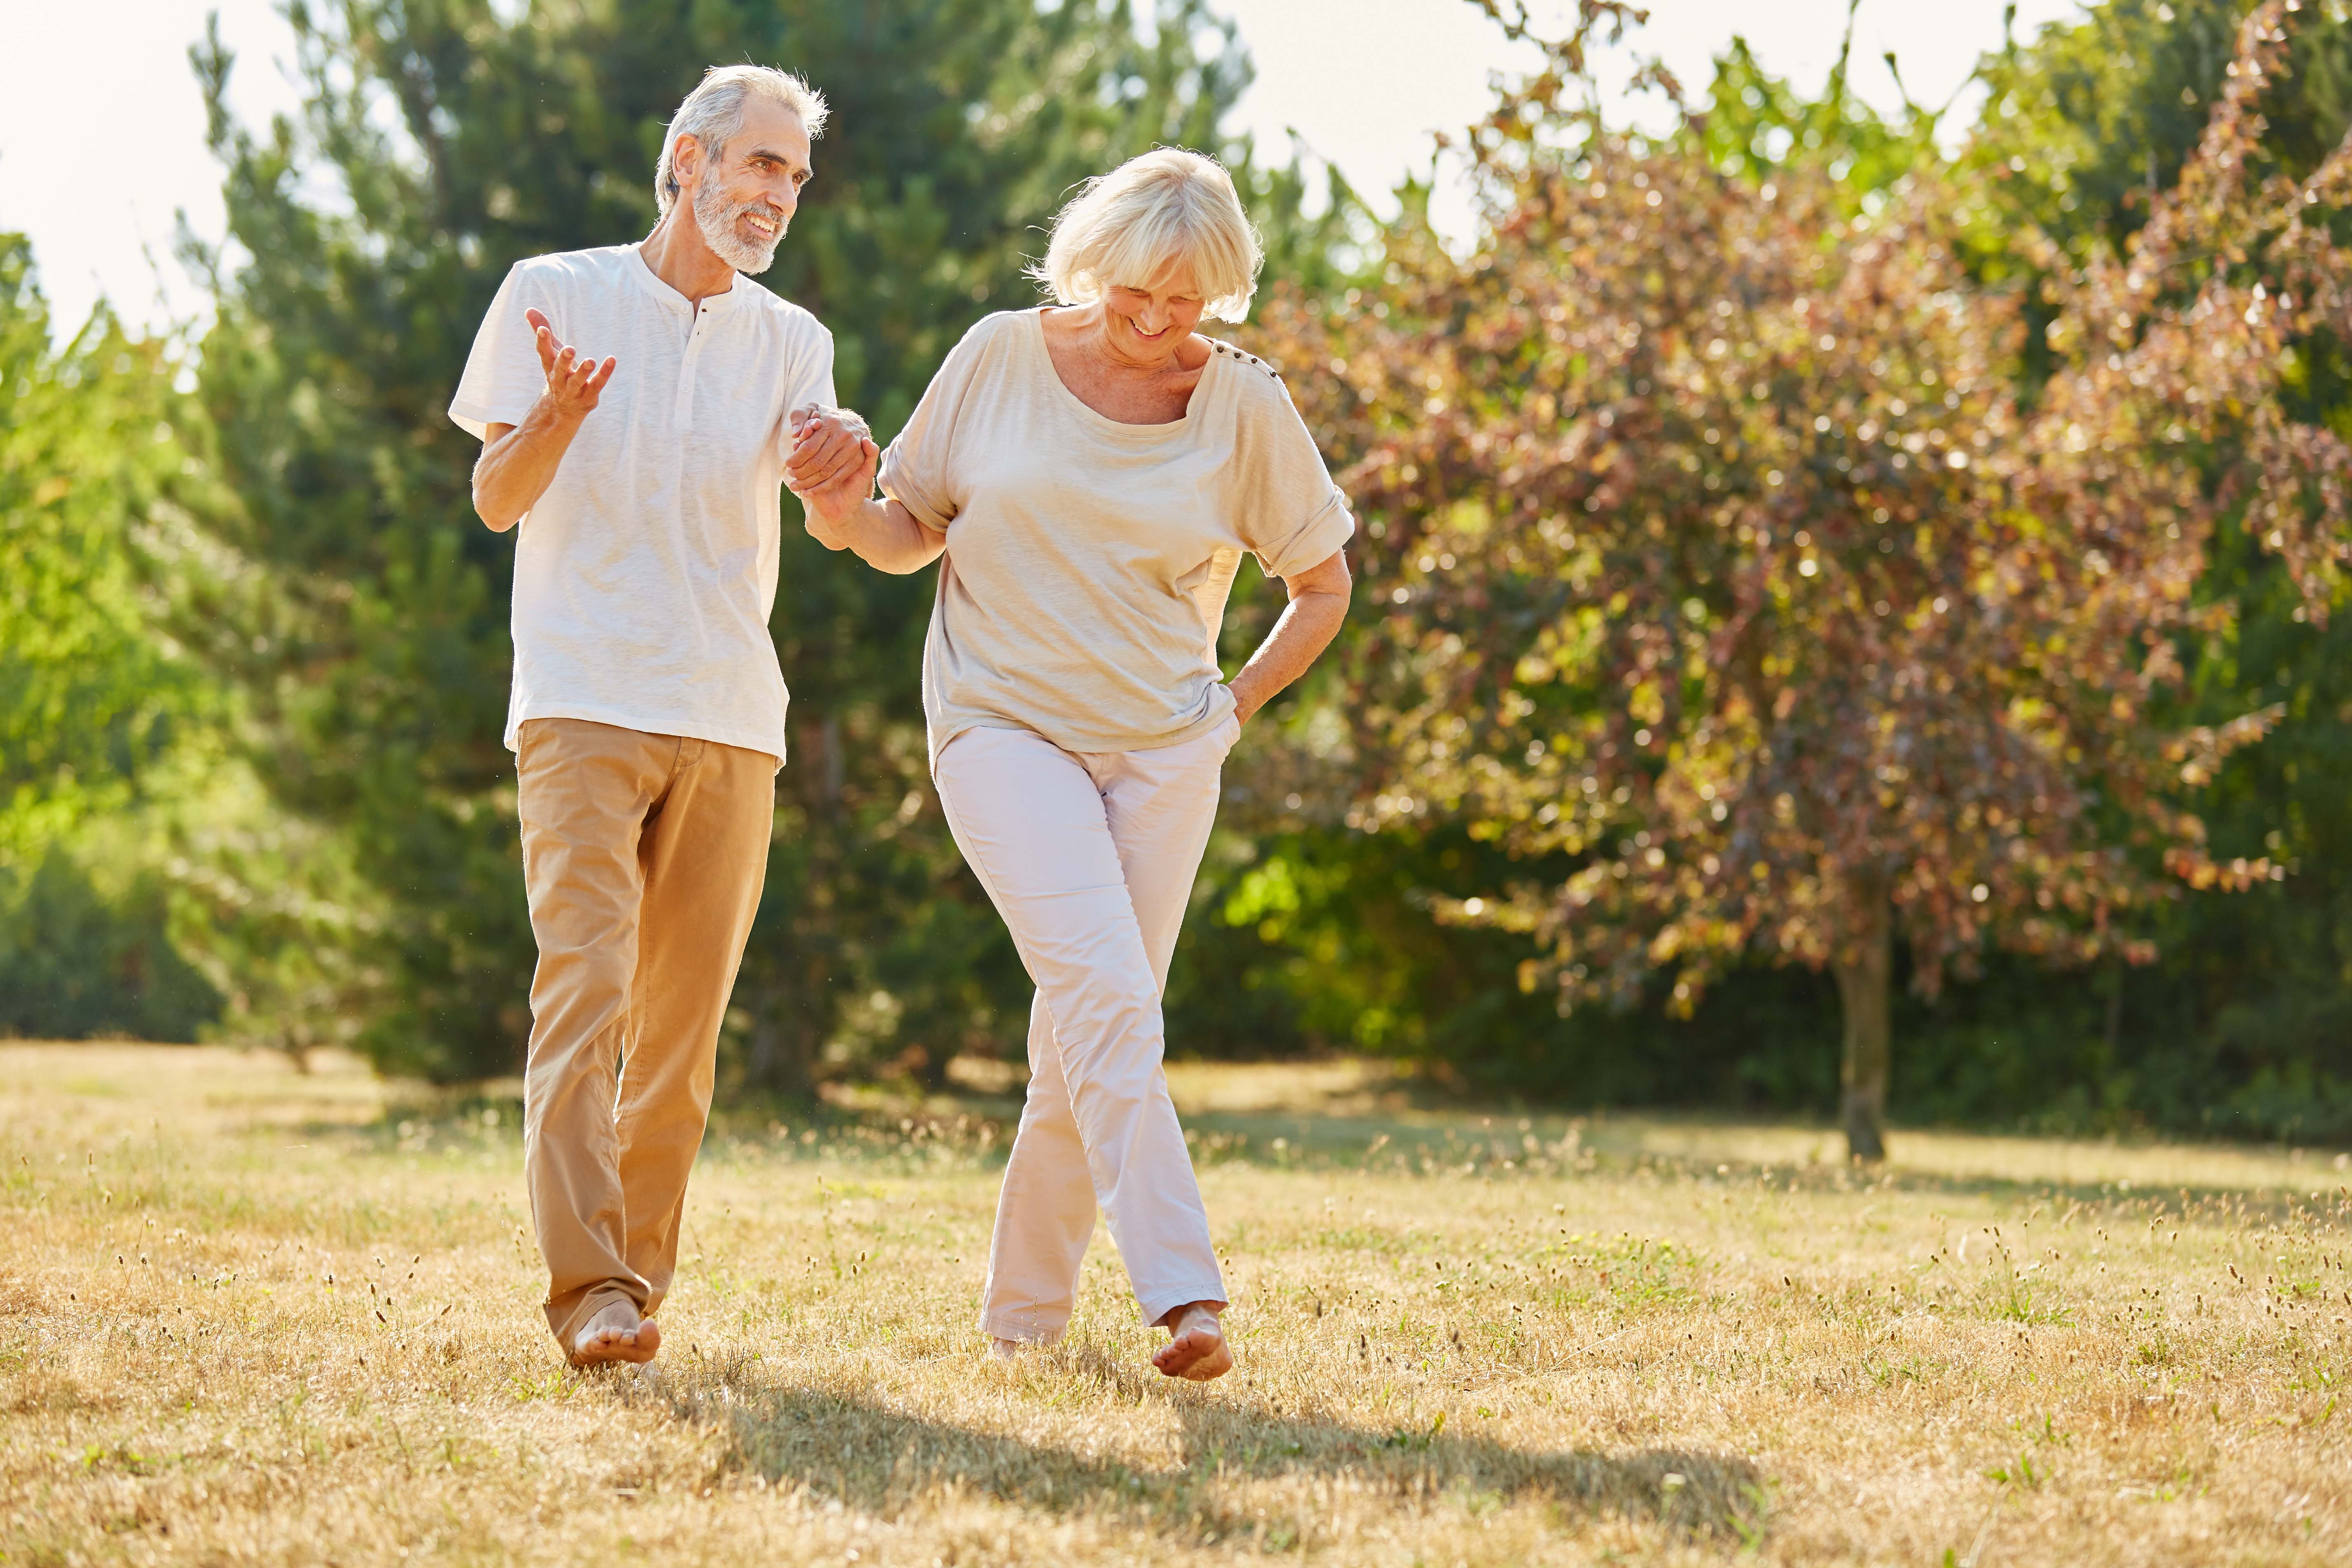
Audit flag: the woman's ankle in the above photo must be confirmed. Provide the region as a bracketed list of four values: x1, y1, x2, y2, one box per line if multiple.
[1162, 1300, 1224, 1332]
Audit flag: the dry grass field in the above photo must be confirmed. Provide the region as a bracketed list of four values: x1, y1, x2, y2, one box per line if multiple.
[2, 1042, 2348, 1566]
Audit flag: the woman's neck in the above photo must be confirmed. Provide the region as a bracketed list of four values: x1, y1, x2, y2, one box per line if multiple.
[1045, 304, 1206, 376]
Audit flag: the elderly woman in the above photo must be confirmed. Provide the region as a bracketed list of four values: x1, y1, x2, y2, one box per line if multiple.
[789, 148, 1352, 1380]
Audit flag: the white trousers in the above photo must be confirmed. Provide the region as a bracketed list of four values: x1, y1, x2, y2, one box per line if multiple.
[935, 717, 1237, 1339]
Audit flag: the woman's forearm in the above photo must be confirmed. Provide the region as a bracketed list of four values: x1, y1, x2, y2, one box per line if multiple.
[806, 495, 946, 574]
[1229, 582, 1350, 722]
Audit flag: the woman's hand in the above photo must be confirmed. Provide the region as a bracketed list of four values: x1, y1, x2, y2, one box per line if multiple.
[787, 405, 876, 493]
[781, 408, 941, 574]
[786, 406, 880, 542]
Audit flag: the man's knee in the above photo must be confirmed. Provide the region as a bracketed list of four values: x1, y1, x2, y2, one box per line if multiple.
[524, 974, 631, 1097]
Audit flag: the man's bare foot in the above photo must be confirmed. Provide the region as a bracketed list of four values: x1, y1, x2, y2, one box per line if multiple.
[989, 1336, 1025, 1362]
[569, 1301, 660, 1367]
[1151, 1303, 1231, 1381]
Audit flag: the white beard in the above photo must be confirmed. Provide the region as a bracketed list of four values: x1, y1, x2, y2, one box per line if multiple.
[694, 180, 784, 273]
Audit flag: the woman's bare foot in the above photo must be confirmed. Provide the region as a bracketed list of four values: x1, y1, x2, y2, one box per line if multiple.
[1151, 1302, 1231, 1381]
[569, 1301, 661, 1367]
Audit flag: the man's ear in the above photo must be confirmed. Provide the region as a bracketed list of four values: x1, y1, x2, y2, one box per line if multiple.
[672, 132, 704, 196]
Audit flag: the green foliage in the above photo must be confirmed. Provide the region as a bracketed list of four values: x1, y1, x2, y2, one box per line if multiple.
[0, 851, 220, 1043]
[1968, 0, 2352, 257]
[0, 234, 231, 1045]
[1696, 32, 1936, 198]
[0, 236, 208, 864]
[1958, 0, 2352, 1142]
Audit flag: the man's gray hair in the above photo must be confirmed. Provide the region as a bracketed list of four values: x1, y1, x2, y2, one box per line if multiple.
[654, 65, 829, 216]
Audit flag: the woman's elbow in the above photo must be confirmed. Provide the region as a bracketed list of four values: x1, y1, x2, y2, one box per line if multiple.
[1292, 550, 1352, 608]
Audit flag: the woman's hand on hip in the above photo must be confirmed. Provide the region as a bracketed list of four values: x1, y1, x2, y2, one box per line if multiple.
[1224, 549, 1351, 729]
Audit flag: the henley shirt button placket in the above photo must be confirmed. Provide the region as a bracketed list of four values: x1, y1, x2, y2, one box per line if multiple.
[675, 308, 714, 428]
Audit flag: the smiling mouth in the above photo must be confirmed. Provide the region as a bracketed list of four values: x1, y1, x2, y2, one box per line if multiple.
[743, 210, 781, 238]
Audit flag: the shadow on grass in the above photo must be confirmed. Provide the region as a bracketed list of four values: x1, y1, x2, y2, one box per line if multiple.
[1158, 1106, 2336, 1226]
[297, 1091, 2321, 1227]
[634, 1351, 1765, 1547]
[292, 1089, 2326, 1238]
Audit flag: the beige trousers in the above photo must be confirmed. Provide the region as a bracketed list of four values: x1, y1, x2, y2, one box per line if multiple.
[935, 718, 1236, 1341]
[514, 717, 774, 1348]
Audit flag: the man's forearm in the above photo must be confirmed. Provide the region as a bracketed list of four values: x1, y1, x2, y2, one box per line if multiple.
[806, 495, 945, 574]
[1229, 586, 1350, 721]
[473, 399, 585, 532]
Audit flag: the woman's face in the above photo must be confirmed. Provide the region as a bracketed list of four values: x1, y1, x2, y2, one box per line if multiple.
[1100, 264, 1206, 365]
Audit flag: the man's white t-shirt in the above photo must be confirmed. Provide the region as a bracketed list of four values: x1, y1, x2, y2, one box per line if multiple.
[448, 245, 835, 767]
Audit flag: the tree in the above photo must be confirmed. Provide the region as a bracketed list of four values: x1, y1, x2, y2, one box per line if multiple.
[1962, 0, 2352, 1140]
[1256, 0, 2348, 1159]
[187, 0, 1297, 1083]
[0, 236, 207, 865]
[0, 235, 227, 1040]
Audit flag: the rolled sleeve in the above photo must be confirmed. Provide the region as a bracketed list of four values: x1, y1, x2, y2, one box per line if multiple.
[1235, 374, 1355, 579]
[1252, 488, 1355, 580]
[877, 443, 954, 534]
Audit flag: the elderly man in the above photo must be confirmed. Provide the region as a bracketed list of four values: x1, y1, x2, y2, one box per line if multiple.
[448, 64, 867, 1367]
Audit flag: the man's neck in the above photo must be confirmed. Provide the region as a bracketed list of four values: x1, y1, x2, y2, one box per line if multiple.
[638, 210, 738, 308]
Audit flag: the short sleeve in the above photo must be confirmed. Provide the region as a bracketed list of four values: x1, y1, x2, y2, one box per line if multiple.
[878, 315, 1003, 534]
[448, 264, 549, 440]
[775, 320, 838, 460]
[1234, 375, 1355, 580]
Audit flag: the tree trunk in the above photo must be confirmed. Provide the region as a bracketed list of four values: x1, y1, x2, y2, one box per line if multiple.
[737, 710, 838, 1103]
[1831, 865, 1893, 1163]
[914, 1042, 954, 1097]
[745, 1003, 822, 1102]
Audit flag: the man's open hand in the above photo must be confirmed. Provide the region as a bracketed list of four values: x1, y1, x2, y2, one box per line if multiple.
[786, 404, 879, 517]
[528, 307, 617, 421]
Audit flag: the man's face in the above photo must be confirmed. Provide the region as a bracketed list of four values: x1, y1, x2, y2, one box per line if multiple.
[682, 97, 813, 273]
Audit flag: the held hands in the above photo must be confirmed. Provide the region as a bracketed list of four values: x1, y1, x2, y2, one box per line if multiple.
[527, 308, 617, 422]
[786, 404, 880, 526]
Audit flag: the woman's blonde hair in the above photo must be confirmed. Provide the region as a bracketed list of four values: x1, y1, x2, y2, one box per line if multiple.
[1029, 148, 1263, 322]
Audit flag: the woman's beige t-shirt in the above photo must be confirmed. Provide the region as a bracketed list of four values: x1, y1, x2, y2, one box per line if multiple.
[879, 309, 1354, 766]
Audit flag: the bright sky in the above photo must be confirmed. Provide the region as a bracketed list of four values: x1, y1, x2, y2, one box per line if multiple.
[0, 0, 2089, 342]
